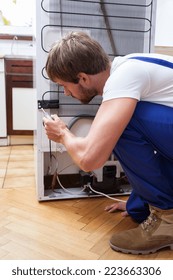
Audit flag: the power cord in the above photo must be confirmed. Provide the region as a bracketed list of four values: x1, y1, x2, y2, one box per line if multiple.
[56, 174, 87, 195]
[56, 172, 126, 203]
[86, 183, 126, 202]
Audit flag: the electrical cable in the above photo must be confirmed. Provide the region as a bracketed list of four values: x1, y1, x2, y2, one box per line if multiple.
[56, 171, 126, 202]
[56, 174, 87, 195]
[87, 183, 126, 202]
[47, 140, 56, 175]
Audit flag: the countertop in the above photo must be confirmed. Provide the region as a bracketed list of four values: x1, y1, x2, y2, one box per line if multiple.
[4, 54, 35, 60]
[0, 54, 35, 60]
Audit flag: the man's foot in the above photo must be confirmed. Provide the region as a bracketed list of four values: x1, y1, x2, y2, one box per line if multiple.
[109, 206, 173, 254]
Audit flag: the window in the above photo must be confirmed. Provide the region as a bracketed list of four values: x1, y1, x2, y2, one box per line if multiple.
[0, 0, 35, 27]
[0, 0, 35, 36]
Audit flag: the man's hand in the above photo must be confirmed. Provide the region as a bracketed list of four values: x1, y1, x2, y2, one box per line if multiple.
[105, 201, 128, 217]
[43, 114, 68, 143]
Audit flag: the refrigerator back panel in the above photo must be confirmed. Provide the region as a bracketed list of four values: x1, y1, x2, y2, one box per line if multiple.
[38, 0, 156, 115]
[40, 0, 155, 57]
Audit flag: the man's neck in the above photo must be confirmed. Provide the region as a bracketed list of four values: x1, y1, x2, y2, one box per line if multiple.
[91, 66, 111, 96]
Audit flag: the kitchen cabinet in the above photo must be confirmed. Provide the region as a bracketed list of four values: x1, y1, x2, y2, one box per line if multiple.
[5, 57, 36, 135]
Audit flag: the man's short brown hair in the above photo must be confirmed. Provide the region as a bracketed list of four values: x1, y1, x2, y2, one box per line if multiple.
[46, 31, 110, 83]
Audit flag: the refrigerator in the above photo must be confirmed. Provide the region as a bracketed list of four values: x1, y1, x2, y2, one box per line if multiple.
[35, 0, 157, 201]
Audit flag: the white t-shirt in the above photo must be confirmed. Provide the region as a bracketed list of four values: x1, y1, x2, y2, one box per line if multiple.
[102, 53, 173, 107]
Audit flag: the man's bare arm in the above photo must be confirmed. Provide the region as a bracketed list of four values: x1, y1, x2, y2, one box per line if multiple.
[44, 98, 137, 171]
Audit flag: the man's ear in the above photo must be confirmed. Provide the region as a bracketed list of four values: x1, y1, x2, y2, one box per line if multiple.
[77, 72, 90, 86]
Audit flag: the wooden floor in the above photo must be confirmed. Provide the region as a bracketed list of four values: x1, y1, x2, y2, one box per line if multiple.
[0, 145, 173, 260]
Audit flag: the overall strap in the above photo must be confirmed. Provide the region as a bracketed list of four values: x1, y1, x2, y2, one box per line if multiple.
[129, 56, 173, 69]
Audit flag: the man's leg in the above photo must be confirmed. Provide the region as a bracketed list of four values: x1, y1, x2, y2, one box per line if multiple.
[111, 101, 173, 254]
[126, 191, 150, 223]
[114, 101, 173, 213]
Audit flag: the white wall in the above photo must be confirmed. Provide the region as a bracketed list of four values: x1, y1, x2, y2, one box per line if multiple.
[155, 0, 173, 46]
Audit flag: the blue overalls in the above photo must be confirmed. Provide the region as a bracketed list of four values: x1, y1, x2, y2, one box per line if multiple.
[113, 57, 173, 223]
